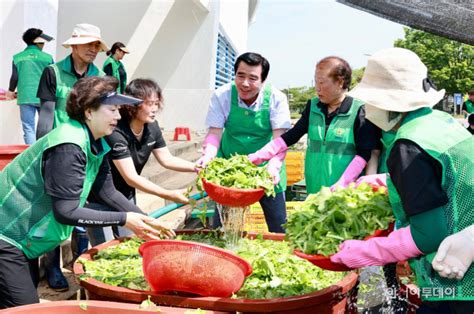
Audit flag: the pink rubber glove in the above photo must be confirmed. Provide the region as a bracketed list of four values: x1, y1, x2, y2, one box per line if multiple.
[330, 226, 423, 268]
[330, 155, 367, 190]
[195, 133, 220, 169]
[267, 151, 286, 184]
[248, 137, 288, 166]
[355, 173, 387, 187]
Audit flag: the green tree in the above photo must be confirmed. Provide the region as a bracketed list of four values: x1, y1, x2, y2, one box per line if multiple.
[351, 67, 365, 89]
[282, 86, 315, 113]
[394, 28, 474, 94]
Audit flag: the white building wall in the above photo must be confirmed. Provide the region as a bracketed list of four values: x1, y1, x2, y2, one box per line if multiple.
[0, 0, 255, 144]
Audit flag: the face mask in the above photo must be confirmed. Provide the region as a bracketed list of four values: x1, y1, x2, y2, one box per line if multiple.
[365, 104, 403, 132]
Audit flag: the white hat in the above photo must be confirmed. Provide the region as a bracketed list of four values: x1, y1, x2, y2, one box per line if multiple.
[348, 47, 445, 112]
[62, 23, 108, 51]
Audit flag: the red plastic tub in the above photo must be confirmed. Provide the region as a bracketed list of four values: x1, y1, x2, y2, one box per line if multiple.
[0, 300, 229, 313]
[74, 231, 360, 314]
[0, 145, 29, 171]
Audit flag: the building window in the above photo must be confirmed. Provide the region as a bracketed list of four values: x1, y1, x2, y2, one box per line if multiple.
[215, 33, 236, 89]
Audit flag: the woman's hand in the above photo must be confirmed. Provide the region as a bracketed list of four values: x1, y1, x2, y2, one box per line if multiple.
[145, 219, 176, 239]
[165, 188, 189, 204]
[125, 212, 175, 240]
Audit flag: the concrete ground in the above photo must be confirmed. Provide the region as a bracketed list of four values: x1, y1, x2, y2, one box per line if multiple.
[38, 129, 204, 302]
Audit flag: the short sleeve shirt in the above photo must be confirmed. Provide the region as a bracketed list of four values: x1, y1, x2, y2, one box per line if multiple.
[105, 119, 166, 199]
[205, 82, 292, 130]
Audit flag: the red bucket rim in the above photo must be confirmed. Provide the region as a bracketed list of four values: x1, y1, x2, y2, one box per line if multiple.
[293, 249, 352, 272]
[0, 145, 29, 154]
[139, 240, 253, 276]
[201, 178, 264, 193]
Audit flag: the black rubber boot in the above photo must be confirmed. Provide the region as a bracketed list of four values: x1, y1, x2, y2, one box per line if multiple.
[71, 228, 89, 261]
[44, 246, 69, 291]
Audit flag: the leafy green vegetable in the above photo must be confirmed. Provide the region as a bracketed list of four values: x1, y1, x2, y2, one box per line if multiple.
[198, 155, 275, 197]
[81, 233, 344, 299]
[285, 184, 393, 255]
[139, 295, 156, 309]
[79, 302, 87, 311]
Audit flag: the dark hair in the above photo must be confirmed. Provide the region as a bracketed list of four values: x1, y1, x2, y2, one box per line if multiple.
[468, 114, 474, 125]
[23, 28, 43, 45]
[106, 42, 127, 56]
[468, 90, 474, 96]
[234, 52, 270, 82]
[120, 79, 163, 121]
[67, 76, 119, 123]
[316, 56, 352, 89]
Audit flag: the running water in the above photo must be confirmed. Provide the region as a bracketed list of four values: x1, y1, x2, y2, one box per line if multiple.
[216, 203, 248, 249]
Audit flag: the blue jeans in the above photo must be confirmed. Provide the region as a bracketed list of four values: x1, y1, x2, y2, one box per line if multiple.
[19, 104, 39, 144]
[86, 201, 133, 247]
[212, 192, 287, 233]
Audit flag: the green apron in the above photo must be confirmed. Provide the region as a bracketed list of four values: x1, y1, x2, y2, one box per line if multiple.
[51, 55, 103, 128]
[386, 108, 473, 301]
[13, 45, 53, 105]
[0, 119, 110, 259]
[378, 130, 396, 173]
[219, 83, 286, 193]
[103, 56, 127, 93]
[305, 97, 363, 193]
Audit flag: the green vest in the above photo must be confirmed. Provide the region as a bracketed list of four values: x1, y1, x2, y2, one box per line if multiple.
[0, 119, 110, 259]
[218, 83, 287, 193]
[464, 99, 474, 114]
[103, 56, 127, 93]
[378, 130, 396, 173]
[305, 97, 363, 193]
[13, 45, 53, 105]
[386, 108, 473, 301]
[51, 55, 103, 128]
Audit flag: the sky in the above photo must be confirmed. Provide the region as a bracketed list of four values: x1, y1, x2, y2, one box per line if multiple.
[247, 0, 405, 89]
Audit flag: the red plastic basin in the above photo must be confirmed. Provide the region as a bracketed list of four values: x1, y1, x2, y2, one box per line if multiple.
[0, 145, 29, 170]
[2, 300, 229, 313]
[74, 231, 360, 314]
[201, 178, 264, 207]
[294, 222, 394, 272]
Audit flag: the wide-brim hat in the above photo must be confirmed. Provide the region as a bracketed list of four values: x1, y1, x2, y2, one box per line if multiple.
[62, 23, 108, 52]
[348, 47, 445, 112]
[99, 91, 142, 106]
[33, 32, 54, 44]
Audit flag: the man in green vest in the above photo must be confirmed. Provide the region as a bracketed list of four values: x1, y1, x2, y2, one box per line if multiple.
[332, 48, 473, 312]
[462, 90, 474, 116]
[35, 23, 108, 292]
[36, 23, 107, 138]
[196, 52, 291, 233]
[6, 28, 53, 144]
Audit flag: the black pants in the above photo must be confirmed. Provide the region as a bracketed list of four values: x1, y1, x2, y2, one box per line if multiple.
[0, 239, 39, 309]
[418, 300, 474, 314]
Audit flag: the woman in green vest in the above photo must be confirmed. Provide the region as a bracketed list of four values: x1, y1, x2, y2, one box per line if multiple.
[103, 42, 129, 93]
[331, 48, 473, 312]
[7, 28, 54, 144]
[248, 56, 380, 194]
[0, 76, 174, 309]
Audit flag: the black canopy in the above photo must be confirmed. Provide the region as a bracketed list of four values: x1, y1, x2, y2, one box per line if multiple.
[337, 0, 474, 45]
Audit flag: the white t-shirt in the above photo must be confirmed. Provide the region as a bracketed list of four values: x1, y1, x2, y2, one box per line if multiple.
[205, 82, 292, 130]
